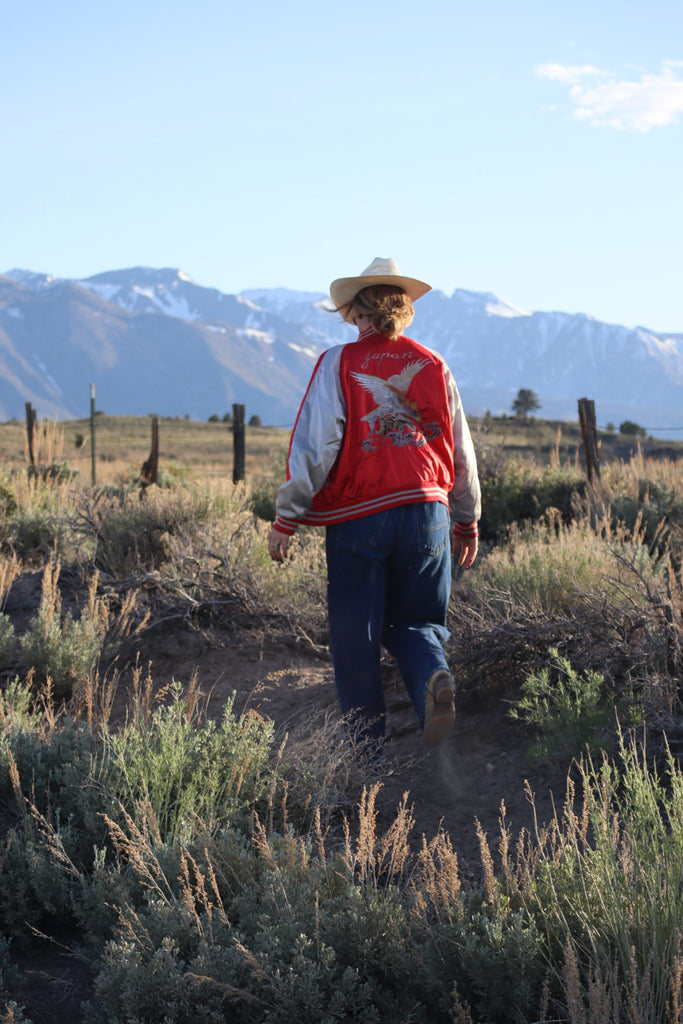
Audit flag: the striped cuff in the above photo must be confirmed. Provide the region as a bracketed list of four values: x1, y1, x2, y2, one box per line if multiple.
[453, 521, 479, 541]
[273, 516, 298, 537]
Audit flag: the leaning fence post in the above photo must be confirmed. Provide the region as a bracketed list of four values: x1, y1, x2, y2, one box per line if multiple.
[89, 383, 97, 486]
[232, 404, 246, 484]
[24, 402, 37, 472]
[578, 397, 601, 483]
[139, 416, 159, 491]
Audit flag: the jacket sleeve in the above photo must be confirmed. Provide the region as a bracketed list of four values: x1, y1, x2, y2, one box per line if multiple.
[444, 363, 482, 525]
[273, 347, 346, 534]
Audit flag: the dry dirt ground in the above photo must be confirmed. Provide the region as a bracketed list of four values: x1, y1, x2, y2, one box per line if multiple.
[129, 625, 568, 875]
[17, 625, 570, 1024]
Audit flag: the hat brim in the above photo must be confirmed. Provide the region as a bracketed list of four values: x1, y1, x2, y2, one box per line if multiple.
[329, 274, 432, 315]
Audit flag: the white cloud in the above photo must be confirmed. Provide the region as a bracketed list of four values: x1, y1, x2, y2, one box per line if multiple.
[535, 60, 683, 131]
[535, 63, 606, 85]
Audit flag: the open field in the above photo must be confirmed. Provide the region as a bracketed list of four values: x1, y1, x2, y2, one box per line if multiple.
[0, 416, 291, 485]
[0, 421, 682, 1021]
[1, 413, 681, 487]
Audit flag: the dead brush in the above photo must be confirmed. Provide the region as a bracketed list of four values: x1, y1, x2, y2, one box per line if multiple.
[340, 783, 422, 894]
[265, 706, 375, 835]
[0, 554, 21, 611]
[449, 504, 682, 721]
[408, 828, 462, 924]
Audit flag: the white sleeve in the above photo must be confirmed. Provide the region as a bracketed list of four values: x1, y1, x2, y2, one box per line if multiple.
[275, 346, 346, 526]
[445, 365, 482, 523]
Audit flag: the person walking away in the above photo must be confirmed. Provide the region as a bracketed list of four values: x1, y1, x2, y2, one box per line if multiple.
[268, 257, 481, 756]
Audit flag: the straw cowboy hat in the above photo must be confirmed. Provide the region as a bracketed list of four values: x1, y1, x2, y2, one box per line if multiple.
[329, 258, 432, 318]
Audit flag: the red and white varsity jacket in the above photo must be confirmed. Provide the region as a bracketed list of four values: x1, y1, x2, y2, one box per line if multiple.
[274, 328, 481, 538]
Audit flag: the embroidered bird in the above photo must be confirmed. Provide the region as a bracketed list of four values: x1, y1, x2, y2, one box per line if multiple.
[350, 360, 429, 429]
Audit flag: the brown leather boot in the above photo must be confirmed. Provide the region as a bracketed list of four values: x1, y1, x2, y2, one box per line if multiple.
[423, 669, 455, 748]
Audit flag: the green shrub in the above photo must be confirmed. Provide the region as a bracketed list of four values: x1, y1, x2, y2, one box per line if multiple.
[0, 719, 108, 859]
[83, 826, 454, 1024]
[0, 718, 102, 940]
[0, 614, 16, 668]
[97, 683, 274, 840]
[28, 460, 77, 484]
[18, 561, 104, 699]
[6, 505, 67, 559]
[509, 648, 614, 763]
[477, 448, 584, 540]
[249, 482, 276, 522]
[0, 678, 32, 730]
[444, 905, 545, 1023]
[0, 475, 18, 518]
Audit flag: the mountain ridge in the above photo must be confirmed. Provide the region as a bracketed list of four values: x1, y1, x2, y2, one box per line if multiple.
[1, 266, 682, 436]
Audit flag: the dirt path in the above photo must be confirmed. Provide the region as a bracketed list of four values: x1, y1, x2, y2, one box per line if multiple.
[133, 627, 566, 875]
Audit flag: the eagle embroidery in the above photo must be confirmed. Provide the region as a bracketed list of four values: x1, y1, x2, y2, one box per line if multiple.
[349, 360, 441, 449]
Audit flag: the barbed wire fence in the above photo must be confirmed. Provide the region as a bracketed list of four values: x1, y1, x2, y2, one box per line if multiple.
[18, 388, 683, 491]
[22, 397, 274, 487]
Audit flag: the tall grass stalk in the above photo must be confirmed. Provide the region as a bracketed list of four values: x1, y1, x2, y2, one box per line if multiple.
[520, 729, 683, 1021]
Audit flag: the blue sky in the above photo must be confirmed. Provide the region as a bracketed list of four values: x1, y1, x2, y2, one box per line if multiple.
[2, 0, 682, 332]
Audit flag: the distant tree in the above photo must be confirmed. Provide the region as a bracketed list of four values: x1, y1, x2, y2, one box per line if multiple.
[222, 412, 232, 425]
[605, 422, 616, 435]
[512, 388, 541, 419]
[207, 414, 220, 423]
[74, 432, 85, 449]
[248, 414, 262, 427]
[619, 420, 646, 438]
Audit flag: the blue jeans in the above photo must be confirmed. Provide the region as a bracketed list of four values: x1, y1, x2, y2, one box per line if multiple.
[325, 502, 452, 743]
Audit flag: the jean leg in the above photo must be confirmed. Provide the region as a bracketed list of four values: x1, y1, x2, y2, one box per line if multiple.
[382, 503, 452, 723]
[326, 515, 389, 742]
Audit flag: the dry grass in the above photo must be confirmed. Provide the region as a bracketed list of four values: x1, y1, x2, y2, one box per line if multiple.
[1, 415, 291, 484]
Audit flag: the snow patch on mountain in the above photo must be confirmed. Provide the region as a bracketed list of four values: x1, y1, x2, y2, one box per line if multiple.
[241, 287, 327, 314]
[33, 355, 63, 395]
[4, 269, 58, 289]
[485, 299, 532, 319]
[288, 341, 318, 357]
[237, 328, 274, 345]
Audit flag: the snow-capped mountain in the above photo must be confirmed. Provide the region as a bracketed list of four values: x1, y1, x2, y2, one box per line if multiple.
[0, 266, 681, 435]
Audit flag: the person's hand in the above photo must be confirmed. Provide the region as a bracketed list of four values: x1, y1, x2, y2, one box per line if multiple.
[268, 527, 291, 563]
[454, 535, 478, 569]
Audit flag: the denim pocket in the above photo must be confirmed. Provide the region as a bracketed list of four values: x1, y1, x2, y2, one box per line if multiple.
[416, 504, 451, 556]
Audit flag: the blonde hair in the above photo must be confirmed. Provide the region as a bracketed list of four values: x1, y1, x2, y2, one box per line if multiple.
[341, 285, 415, 341]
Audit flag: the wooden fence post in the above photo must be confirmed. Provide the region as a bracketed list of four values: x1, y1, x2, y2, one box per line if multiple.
[139, 416, 159, 490]
[578, 397, 601, 483]
[24, 402, 36, 472]
[232, 404, 246, 484]
[89, 383, 97, 486]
